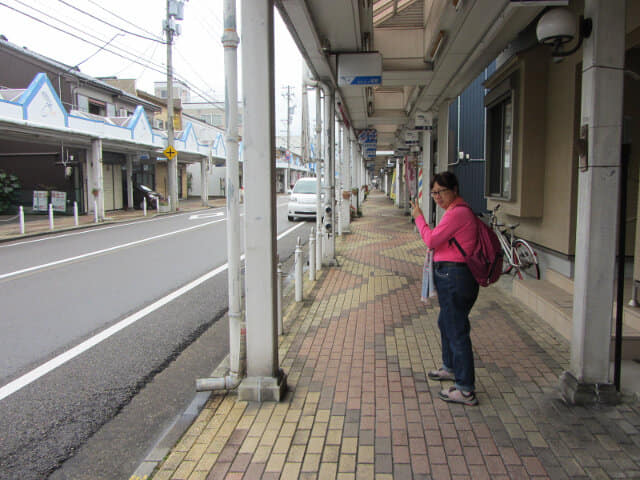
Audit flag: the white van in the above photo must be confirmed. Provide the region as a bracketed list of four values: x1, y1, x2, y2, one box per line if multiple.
[287, 177, 319, 221]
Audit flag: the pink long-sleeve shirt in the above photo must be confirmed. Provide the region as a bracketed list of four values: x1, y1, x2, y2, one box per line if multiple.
[414, 197, 478, 263]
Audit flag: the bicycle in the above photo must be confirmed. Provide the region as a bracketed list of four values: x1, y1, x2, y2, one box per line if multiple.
[483, 204, 540, 280]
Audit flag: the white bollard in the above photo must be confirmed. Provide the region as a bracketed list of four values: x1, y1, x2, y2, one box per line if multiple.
[48, 204, 54, 230]
[295, 236, 303, 302]
[94, 200, 98, 223]
[168, 197, 171, 212]
[309, 227, 316, 281]
[277, 258, 283, 335]
[156, 197, 160, 215]
[143, 197, 147, 217]
[73, 201, 78, 226]
[19, 205, 24, 234]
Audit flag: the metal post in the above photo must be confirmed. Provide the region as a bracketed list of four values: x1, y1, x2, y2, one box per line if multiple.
[277, 257, 283, 335]
[48, 204, 54, 230]
[94, 200, 98, 223]
[19, 206, 24, 234]
[295, 236, 303, 302]
[156, 197, 160, 215]
[315, 87, 323, 272]
[222, 0, 244, 377]
[309, 228, 316, 281]
[143, 197, 147, 216]
[165, 0, 178, 212]
[126, 155, 134, 210]
[73, 201, 78, 226]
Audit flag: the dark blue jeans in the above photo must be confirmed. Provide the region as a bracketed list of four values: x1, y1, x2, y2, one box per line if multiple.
[433, 262, 479, 392]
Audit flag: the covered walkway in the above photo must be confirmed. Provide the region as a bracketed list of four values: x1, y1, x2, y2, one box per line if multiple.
[150, 192, 640, 480]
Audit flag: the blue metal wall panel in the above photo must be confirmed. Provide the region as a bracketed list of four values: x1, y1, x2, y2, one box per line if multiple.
[450, 62, 496, 214]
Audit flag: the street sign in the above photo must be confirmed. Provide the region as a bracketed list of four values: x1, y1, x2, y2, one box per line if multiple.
[163, 146, 177, 160]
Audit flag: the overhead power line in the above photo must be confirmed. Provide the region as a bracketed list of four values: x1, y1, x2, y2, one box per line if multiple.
[83, 0, 165, 41]
[0, 1, 226, 113]
[56, 0, 165, 44]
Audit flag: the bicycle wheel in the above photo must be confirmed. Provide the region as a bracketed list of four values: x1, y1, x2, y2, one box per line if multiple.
[502, 251, 514, 275]
[514, 240, 540, 279]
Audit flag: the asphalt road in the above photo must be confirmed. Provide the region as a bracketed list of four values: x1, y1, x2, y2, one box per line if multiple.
[0, 200, 315, 479]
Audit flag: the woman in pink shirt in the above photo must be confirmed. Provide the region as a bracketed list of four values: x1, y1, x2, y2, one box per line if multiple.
[410, 172, 479, 406]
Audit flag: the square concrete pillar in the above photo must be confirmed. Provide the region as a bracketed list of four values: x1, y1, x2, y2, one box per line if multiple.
[237, 0, 286, 402]
[560, 0, 625, 406]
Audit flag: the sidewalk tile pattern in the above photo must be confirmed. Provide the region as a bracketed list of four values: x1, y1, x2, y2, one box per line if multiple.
[152, 193, 640, 480]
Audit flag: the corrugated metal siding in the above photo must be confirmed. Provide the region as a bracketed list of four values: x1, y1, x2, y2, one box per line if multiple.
[449, 98, 458, 156]
[459, 73, 485, 160]
[449, 64, 497, 215]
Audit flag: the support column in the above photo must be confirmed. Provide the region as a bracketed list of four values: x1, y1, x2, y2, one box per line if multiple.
[90, 139, 104, 221]
[126, 154, 134, 210]
[394, 158, 401, 208]
[201, 146, 210, 206]
[340, 124, 351, 233]
[559, 0, 625, 405]
[421, 125, 434, 224]
[435, 103, 450, 222]
[238, 0, 286, 402]
[322, 85, 336, 264]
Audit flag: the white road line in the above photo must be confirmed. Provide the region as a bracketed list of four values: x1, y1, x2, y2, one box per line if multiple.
[0, 208, 221, 248]
[0, 219, 226, 280]
[0, 260, 233, 402]
[277, 222, 306, 240]
[0, 221, 306, 401]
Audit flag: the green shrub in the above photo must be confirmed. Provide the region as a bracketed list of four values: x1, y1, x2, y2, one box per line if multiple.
[0, 170, 20, 213]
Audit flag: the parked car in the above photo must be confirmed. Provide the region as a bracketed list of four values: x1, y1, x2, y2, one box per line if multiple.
[287, 177, 319, 221]
[133, 184, 162, 209]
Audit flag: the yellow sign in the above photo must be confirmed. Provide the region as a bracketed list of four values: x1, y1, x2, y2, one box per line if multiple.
[163, 146, 177, 160]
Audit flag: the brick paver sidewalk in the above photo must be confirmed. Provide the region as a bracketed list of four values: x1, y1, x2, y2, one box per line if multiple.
[151, 192, 640, 480]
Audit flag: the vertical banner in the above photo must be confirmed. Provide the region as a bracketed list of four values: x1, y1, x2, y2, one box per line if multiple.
[51, 191, 67, 212]
[406, 157, 417, 199]
[32, 191, 48, 212]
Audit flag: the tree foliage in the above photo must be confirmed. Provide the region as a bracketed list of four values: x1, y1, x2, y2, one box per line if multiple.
[0, 170, 21, 213]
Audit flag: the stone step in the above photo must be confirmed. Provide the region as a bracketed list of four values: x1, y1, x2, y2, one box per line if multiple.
[512, 276, 640, 360]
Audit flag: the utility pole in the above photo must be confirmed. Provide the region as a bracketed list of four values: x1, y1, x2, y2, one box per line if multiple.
[164, 0, 186, 212]
[281, 85, 295, 189]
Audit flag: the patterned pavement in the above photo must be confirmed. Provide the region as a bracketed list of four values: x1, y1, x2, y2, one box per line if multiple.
[147, 192, 640, 479]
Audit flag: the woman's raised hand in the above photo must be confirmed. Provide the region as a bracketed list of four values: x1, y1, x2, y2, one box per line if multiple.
[410, 198, 422, 219]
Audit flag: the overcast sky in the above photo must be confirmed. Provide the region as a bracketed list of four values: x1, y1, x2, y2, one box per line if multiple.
[0, 0, 307, 147]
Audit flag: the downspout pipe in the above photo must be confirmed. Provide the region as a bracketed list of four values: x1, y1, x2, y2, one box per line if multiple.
[315, 86, 323, 271]
[197, 0, 244, 392]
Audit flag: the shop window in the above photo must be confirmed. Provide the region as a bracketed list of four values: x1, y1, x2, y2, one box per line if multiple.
[486, 95, 513, 199]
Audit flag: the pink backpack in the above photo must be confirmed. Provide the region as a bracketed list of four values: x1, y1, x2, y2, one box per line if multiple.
[449, 205, 503, 287]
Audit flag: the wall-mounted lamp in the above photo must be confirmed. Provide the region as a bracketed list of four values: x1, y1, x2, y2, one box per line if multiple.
[536, 7, 592, 59]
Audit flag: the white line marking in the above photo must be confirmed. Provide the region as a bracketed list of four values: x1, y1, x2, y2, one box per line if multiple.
[189, 212, 225, 220]
[0, 219, 225, 280]
[0, 259, 236, 402]
[0, 208, 222, 248]
[277, 222, 306, 240]
[0, 219, 306, 401]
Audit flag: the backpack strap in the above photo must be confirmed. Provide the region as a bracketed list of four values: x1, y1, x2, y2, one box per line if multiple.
[448, 203, 472, 257]
[449, 236, 467, 257]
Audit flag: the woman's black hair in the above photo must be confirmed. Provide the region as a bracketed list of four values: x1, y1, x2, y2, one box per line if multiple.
[430, 171, 459, 193]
